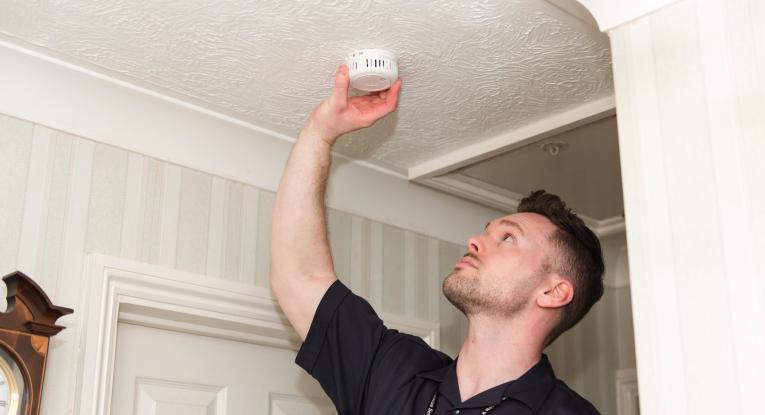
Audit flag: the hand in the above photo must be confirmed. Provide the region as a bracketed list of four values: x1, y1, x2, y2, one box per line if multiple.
[306, 64, 401, 146]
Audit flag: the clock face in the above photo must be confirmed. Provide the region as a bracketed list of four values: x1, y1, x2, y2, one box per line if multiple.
[0, 349, 23, 415]
[0, 368, 13, 415]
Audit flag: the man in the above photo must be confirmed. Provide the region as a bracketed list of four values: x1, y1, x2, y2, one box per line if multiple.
[270, 64, 603, 414]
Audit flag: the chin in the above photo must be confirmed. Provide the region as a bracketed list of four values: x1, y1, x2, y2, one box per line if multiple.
[442, 272, 481, 314]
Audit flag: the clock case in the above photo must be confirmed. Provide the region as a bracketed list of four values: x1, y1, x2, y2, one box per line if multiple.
[0, 271, 73, 415]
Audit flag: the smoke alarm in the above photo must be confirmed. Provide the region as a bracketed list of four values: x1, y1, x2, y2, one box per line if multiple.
[346, 49, 398, 92]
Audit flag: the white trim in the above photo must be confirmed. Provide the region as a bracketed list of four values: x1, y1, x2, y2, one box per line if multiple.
[594, 216, 627, 238]
[574, 0, 683, 32]
[616, 368, 640, 415]
[408, 95, 615, 180]
[75, 254, 439, 415]
[545, 0, 599, 28]
[418, 173, 625, 237]
[0, 36, 503, 246]
[416, 174, 526, 212]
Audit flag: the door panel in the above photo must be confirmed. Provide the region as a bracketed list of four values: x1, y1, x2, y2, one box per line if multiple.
[112, 322, 334, 415]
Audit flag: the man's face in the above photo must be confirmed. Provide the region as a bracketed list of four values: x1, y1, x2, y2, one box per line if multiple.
[443, 212, 558, 318]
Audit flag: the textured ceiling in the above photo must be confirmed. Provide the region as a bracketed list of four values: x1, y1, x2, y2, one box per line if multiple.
[0, 0, 612, 174]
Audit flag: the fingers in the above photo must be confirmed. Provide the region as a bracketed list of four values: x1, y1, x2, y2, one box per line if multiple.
[360, 78, 403, 124]
[331, 64, 349, 107]
[384, 78, 402, 112]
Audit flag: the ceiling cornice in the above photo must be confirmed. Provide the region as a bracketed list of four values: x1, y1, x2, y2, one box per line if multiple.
[408, 95, 615, 180]
[417, 172, 625, 238]
[0, 35, 505, 246]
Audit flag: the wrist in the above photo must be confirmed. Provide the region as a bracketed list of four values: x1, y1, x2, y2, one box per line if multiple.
[303, 118, 339, 146]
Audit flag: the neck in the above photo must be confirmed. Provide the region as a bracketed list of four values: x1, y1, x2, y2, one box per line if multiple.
[455, 314, 544, 402]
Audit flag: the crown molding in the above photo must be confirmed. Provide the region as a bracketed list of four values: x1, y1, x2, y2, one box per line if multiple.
[0, 35, 504, 246]
[416, 173, 625, 238]
[407, 95, 615, 180]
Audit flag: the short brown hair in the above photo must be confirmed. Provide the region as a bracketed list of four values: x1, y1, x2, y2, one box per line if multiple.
[517, 190, 604, 347]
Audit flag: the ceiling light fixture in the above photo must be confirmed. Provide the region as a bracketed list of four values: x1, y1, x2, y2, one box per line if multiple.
[346, 49, 398, 92]
[540, 141, 569, 156]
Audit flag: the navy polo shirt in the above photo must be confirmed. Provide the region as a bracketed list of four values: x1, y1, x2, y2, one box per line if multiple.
[296, 280, 600, 414]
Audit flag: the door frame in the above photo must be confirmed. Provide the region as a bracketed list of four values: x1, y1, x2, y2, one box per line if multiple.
[616, 368, 640, 415]
[74, 254, 439, 415]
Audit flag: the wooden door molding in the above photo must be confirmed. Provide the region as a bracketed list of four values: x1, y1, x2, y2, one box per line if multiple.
[75, 254, 438, 415]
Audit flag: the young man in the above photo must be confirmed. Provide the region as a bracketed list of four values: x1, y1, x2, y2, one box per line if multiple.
[270, 65, 603, 414]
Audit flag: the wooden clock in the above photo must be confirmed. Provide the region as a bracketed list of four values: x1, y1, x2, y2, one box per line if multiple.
[0, 271, 73, 415]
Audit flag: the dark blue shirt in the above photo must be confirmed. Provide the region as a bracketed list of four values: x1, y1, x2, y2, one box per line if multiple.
[296, 280, 600, 414]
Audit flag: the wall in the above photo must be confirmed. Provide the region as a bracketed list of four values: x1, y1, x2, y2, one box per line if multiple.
[3, 113, 636, 415]
[0, 111, 635, 415]
[547, 233, 636, 414]
[0, 112, 468, 414]
[606, 1, 765, 412]
[0, 40, 635, 415]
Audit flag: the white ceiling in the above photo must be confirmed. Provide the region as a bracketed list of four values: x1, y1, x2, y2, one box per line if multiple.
[0, 0, 620, 226]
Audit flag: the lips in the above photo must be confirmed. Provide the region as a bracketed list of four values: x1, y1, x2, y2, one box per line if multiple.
[455, 256, 478, 269]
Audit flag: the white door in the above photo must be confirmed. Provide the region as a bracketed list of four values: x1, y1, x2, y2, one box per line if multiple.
[111, 322, 335, 415]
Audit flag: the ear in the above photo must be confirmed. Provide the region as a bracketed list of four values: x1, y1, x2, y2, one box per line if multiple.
[536, 275, 574, 309]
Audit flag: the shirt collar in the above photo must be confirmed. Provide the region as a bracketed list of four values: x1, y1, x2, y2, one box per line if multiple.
[415, 354, 558, 412]
[502, 354, 558, 412]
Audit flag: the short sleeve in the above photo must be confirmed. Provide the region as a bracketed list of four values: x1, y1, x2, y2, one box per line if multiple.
[296, 280, 390, 413]
[295, 281, 451, 415]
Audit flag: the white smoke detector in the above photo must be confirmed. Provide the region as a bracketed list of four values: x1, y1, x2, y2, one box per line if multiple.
[346, 49, 398, 92]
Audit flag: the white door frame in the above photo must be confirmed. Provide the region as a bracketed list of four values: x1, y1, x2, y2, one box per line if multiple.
[74, 254, 439, 415]
[616, 368, 640, 415]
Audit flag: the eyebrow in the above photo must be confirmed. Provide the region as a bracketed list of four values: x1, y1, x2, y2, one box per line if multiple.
[486, 219, 526, 236]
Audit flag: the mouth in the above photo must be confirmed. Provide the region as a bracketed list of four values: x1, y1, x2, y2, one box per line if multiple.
[455, 256, 478, 269]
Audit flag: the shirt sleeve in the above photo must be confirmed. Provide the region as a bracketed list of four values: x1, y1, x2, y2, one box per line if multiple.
[295, 280, 429, 414]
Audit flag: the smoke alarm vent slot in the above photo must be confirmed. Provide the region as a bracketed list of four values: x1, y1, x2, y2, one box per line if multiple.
[347, 49, 398, 92]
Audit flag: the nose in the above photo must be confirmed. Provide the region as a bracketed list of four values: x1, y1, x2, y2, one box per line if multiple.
[467, 234, 483, 254]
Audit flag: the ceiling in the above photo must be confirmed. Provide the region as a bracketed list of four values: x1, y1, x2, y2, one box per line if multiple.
[0, 0, 622, 229]
[457, 116, 622, 220]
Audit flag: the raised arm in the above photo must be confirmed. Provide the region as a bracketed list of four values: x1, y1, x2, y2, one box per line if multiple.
[270, 64, 401, 340]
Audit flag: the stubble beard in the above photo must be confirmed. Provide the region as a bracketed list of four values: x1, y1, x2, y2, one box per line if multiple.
[442, 269, 529, 318]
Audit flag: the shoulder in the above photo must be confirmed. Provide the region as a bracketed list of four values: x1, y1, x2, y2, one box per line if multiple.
[383, 331, 451, 360]
[363, 330, 452, 399]
[376, 329, 452, 374]
[541, 380, 601, 415]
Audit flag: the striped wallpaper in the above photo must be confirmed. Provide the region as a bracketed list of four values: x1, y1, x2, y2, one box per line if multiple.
[0, 112, 635, 415]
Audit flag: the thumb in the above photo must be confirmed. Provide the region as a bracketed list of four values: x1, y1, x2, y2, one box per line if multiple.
[331, 64, 349, 106]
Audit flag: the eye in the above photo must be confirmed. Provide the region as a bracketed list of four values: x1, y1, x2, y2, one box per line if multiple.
[502, 233, 514, 243]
